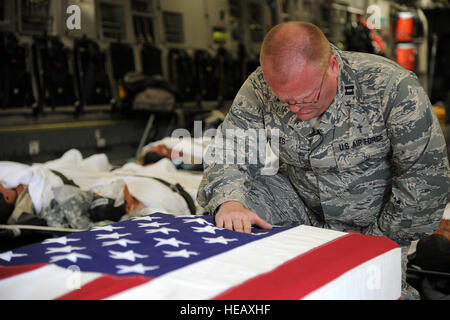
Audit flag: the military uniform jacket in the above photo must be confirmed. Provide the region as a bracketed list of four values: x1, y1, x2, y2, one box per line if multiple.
[197, 45, 450, 245]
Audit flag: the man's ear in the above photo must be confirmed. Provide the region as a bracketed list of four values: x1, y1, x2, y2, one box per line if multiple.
[329, 54, 339, 77]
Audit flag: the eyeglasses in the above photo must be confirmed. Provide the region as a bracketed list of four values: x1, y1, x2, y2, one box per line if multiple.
[276, 69, 327, 107]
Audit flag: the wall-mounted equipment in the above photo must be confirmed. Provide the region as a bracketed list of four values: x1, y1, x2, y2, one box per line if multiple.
[98, 1, 126, 40]
[18, 0, 53, 35]
[163, 11, 184, 43]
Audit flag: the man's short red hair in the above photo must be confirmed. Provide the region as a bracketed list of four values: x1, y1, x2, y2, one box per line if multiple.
[260, 21, 332, 75]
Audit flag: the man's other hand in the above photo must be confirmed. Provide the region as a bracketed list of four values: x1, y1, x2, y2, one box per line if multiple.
[215, 201, 272, 234]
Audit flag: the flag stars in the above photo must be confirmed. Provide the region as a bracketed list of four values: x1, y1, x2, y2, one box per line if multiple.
[116, 263, 159, 275]
[202, 236, 238, 245]
[191, 225, 220, 234]
[102, 239, 141, 247]
[132, 216, 162, 222]
[95, 232, 132, 240]
[182, 218, 213, 226]
[153, 237, 190, 248]
[0, 251, 27, 262]
[138, 222, 170, 228]
[163, 249, 199, 258]
[0, 213, 277, 281]
[145, 227, 179, 235]
[90, 225, 124, 232]
[42, 237, 80, 245]
[109, 250, 149, 262]
[49, 252, 92, 263]
[45, 246, 86, 254]
[251, 232, 269, 236]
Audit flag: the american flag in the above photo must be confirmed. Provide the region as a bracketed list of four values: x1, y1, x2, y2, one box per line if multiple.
[0, 213, 401, 300]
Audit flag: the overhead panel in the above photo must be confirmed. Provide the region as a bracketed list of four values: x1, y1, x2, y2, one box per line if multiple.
[131, 0, 155, 43]
[248, 2, 264, 42]
[98, 1, 126, 40]
[18, 0, 53, 35]
[163, 11, 184, 43]
[131, 0, 154, 14]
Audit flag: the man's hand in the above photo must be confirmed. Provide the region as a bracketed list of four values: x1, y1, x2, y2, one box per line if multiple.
[215, 201, 272, 234]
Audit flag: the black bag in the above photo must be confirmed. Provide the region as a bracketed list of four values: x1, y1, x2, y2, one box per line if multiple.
[123, 73, 177, 99]
[88, 196, 126, 223]
[110, 42, 135, 81]
[0, 33, 34, 109]
[32, 36, 77, 109]
[123, 72, 179, 141]
[141, 44, 163, 77]
[406, 234, 450, 299]
[216, 47, 242, 101]
[73, 37, 112, 108]
[193, 50, 217, 101]
[168, 48, 195, 103]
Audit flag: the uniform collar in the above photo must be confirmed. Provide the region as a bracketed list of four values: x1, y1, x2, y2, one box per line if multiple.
[331, 43, 363, 105]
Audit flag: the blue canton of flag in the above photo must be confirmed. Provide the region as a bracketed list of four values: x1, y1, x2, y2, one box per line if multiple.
[0, 213, 290, 277]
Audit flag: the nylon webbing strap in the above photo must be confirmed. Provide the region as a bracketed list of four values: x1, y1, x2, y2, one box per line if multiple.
[118, 174, 197, 215]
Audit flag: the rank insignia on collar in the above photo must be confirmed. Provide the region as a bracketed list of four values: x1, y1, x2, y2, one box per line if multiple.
[345, 85, 355, 96]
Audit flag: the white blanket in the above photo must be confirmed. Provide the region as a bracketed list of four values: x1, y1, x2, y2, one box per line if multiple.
[0, 149, 204, 217]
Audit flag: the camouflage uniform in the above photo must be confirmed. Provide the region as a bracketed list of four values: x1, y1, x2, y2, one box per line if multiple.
[42, 185, 94, 229]
[198, 44, 449, 248]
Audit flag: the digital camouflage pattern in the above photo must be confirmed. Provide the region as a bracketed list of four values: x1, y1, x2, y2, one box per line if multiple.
[198, 44, 450, 247]
[42, 185, 94, 229]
